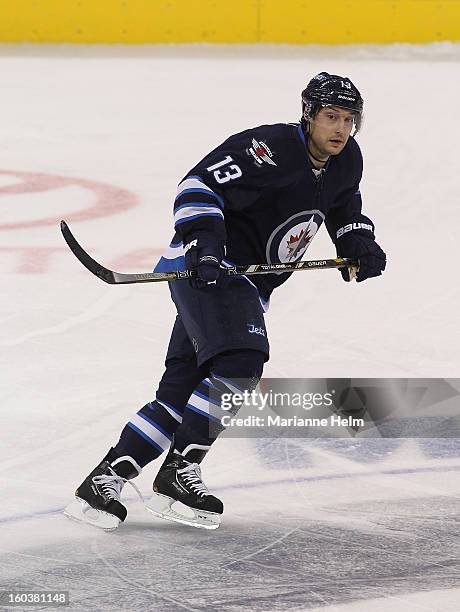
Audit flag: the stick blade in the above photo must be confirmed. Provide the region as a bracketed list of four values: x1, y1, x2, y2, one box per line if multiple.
[60, 220, 116, 284]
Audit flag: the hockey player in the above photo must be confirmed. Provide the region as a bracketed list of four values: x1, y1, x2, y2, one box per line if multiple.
[64, 72, 386, 530]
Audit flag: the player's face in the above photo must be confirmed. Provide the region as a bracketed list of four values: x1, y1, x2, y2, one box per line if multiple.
[308, 106, 356, 158]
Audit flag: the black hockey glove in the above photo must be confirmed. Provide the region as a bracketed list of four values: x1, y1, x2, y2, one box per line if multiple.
[335, 221, 386, 283]
[184, 232, 226, 289]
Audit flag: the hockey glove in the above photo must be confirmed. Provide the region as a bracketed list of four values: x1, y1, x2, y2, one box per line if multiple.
[184, 232, 226, 289]
[335, 220, 386, 283]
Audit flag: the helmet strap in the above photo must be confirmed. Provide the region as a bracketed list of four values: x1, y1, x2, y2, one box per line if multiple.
[307, 144, 329, 165]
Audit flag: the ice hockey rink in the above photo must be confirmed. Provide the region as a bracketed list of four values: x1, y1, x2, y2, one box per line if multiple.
[1, 43, 460, 611]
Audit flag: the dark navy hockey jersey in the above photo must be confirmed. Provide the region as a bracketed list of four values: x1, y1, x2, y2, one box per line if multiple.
[154, 122, 372, 310]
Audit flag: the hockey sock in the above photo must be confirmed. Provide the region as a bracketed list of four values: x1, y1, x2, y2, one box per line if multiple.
[173, 349, 265, 458]
[112, 353, 207, 468]
[113, 399, 183, 468]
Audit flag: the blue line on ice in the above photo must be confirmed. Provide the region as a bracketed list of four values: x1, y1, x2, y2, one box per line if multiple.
[1, 463, 459, 526]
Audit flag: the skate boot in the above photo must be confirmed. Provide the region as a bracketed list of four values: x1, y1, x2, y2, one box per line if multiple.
[146, 450, 223, 529]
[64, 450, 142, 531]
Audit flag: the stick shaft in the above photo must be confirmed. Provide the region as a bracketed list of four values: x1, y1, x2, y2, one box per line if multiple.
[61, 220, 356, 285]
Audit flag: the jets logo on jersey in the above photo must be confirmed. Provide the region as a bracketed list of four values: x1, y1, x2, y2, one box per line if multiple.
[266, 211, 324, 264]
[247, 138, 277, 167]
[286, 227, 315, 260]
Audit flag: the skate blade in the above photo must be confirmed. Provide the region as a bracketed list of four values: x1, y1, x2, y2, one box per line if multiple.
[64, 497, 121, 531]
[145, 492, 220, 530]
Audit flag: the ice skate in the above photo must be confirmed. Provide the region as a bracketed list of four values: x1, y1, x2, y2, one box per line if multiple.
[146, 451, 223, 529]
[64, 453, 142, 531]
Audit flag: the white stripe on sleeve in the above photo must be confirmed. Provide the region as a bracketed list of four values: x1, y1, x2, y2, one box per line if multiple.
[174, 205, 224, 225]
[177, 178, 215, 197]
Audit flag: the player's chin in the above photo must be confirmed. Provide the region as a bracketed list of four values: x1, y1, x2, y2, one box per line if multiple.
[327, 141, 346, 155]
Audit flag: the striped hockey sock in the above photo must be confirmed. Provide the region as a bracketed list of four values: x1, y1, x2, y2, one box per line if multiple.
[113, 399, 184, 468]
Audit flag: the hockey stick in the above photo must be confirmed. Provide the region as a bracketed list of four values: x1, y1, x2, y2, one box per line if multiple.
[61, 220, 357, 285]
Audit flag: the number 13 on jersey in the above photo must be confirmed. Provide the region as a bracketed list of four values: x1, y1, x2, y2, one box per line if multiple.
[206, 156, 242, 184]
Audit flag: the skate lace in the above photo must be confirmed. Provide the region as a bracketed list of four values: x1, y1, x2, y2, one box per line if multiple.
[92, 467, 144, 503]
[177, 463, 209, 497]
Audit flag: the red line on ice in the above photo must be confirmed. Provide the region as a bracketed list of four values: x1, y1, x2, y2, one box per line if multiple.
[0, 170, 138, 230]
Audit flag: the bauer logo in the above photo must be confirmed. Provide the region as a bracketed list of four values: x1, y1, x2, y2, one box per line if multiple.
[336, 222, 373, 239]
[184, 239, 197, 253]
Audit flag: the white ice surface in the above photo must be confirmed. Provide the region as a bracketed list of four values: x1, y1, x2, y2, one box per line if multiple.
[0, 43, 459, 611]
